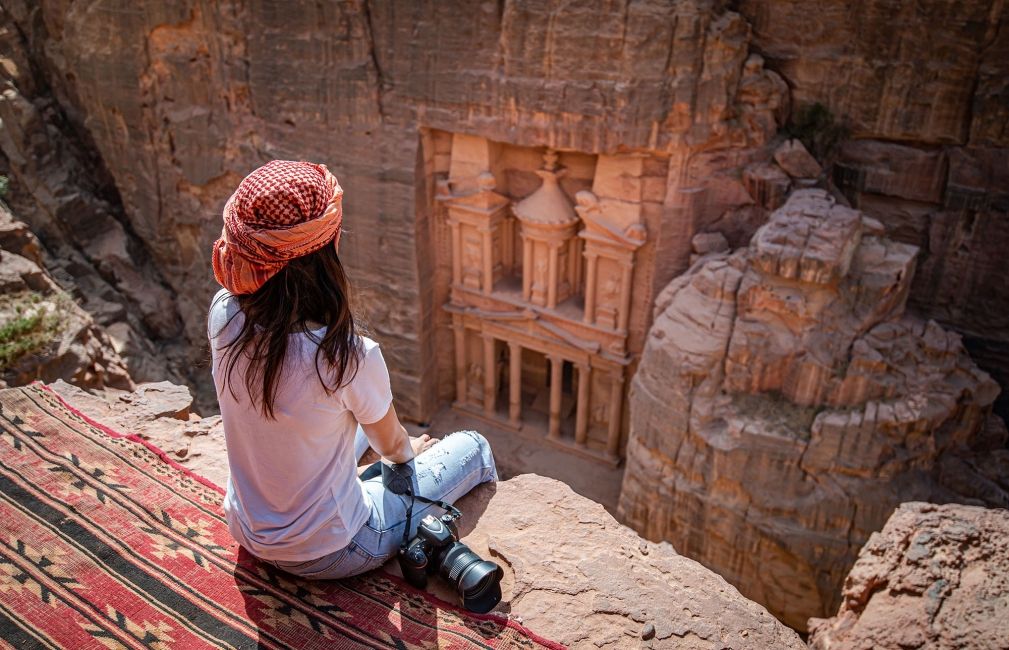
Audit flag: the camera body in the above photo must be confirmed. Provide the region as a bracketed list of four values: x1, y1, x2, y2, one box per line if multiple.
[399, 513, 459, 588]
[398, 512, 504, 613]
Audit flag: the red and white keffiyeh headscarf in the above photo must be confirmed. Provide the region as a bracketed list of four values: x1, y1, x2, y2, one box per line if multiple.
[212, 160, 344, 295]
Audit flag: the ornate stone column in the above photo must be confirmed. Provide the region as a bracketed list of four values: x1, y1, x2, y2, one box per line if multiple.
[481, 226, 493, 294]
[575, 363, 591, 445]
[482, 334, 496, 415]
[618, 261, 633, 333]
[508, 340, 522, 426]
[548, 354, 564, 440]
[606, 371, 625, 458]
[521, 235, 533, 301]
[583, 252, 598, 324]
[453, 317, 467, 405]
[546, 242, 560, 308]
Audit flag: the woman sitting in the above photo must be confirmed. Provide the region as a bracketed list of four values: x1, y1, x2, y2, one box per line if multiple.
[208, 160, 497, 579]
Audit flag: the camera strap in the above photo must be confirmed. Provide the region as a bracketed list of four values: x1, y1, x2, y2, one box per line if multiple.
[400, 488, 462, 550]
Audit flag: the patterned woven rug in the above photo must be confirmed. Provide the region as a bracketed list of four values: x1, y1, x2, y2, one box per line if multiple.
[0, 384, 564, 649]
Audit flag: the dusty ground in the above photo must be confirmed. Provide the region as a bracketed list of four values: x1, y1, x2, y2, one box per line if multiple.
[414, 404, 625, 513]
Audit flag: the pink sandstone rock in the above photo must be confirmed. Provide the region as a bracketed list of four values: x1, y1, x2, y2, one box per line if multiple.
[618, 189, 1002, 630]
[50, 380, 228, 488]
[773, 139, 822, 179]
[809, 502, 1009, 650]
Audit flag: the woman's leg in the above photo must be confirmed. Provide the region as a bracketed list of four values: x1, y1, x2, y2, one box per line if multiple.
[274, 430, 496, 580]
[281, 430, 497, 580]
[363, 429, 498, 534]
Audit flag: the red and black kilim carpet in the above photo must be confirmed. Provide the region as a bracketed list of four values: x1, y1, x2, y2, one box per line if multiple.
[0, 384, 564, 649]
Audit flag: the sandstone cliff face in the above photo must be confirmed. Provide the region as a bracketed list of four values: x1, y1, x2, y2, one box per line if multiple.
[809, 502, 1009, 650]
[0, 15, 187, 391]
[618, 189, 1003, 630]
[51, 379, 804, 650]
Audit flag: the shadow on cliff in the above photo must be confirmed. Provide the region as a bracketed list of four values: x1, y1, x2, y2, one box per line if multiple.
[233, 488, 509, 648]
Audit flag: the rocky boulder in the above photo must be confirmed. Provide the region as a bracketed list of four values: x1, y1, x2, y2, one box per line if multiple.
[451, 475, 804, 649]
[618, 189, 1003, 630]
[809, 502, 1009, 650]
[50, 379, 227, 488]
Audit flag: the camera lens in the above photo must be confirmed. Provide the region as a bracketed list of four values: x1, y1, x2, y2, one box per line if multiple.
[438, 542, 504, 613]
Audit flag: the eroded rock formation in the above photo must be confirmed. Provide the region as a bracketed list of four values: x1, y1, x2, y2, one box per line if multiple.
[809, 502, 1009, 650]
[618, 189, 1003, 630]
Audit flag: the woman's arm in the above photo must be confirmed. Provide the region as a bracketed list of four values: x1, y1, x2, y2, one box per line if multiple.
[361, 403, 435, 464]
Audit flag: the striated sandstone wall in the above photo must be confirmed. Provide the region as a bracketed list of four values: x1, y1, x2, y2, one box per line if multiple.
[739, 0, 1009, 418]
[618, 189, 1004, 630]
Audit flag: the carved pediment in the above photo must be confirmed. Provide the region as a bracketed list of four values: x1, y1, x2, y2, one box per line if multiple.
[439, 172, 510, 214]
[575, 190, 647, 250]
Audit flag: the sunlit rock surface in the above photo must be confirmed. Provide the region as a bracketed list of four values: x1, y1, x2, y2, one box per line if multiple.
[809, 502, 1009, 650]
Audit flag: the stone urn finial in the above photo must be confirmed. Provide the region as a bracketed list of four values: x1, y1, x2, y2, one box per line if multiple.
[543, 148, 559, 172]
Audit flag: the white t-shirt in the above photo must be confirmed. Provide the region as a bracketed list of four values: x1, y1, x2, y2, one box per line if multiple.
[208, 289, 393, 562]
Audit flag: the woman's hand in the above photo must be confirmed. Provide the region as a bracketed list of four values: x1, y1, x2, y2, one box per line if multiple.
[411, 433, 438, 457]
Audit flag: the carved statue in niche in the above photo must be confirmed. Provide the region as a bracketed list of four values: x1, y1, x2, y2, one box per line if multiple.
[462, 236, 482, 289]
[466, 361, 484, 402]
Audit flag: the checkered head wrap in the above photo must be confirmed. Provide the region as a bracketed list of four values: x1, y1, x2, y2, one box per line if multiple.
[212, 160, 344, 295]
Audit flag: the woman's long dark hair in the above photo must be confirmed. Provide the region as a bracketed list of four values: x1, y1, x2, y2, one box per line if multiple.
[214, 243, 361, 419]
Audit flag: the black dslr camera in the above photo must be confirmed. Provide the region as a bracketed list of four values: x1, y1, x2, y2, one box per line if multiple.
[399, 511, 504, 613]
[376, 460, 503, 613]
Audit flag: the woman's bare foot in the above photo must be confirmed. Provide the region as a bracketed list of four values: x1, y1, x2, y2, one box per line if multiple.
[411, 433, 438, 456]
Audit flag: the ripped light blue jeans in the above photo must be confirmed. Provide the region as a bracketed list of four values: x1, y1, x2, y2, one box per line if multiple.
[268, 428, 498, 580]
